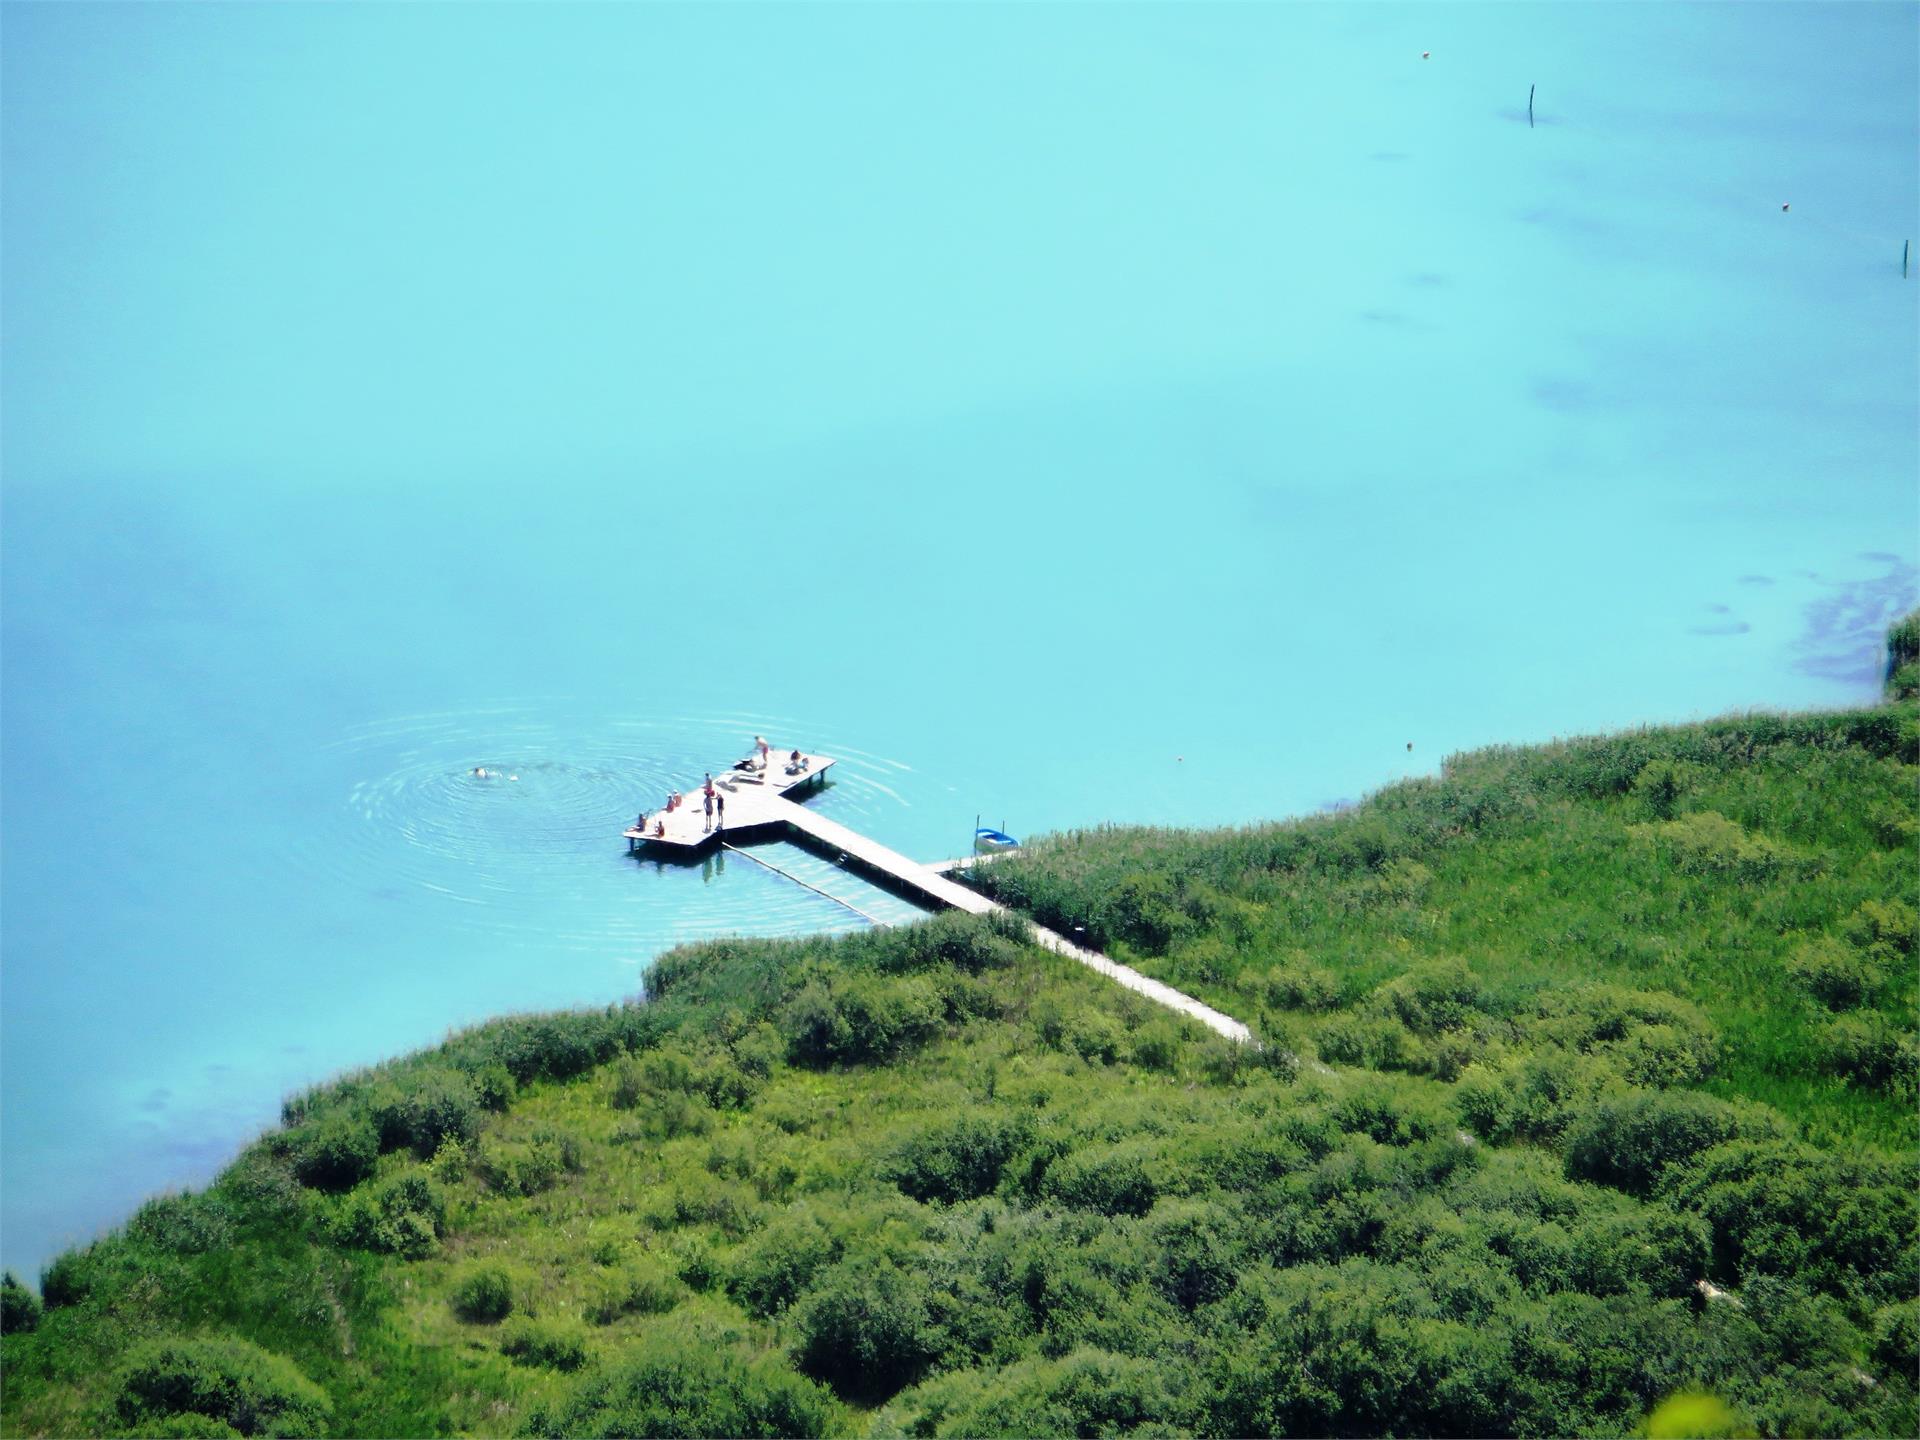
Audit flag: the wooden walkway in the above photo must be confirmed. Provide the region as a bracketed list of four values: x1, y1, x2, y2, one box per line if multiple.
[625, 758, 1250, 1044]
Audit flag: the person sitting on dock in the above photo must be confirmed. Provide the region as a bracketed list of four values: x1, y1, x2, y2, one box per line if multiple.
[653, 817, 666, 838]
[786, 749, 805, 775]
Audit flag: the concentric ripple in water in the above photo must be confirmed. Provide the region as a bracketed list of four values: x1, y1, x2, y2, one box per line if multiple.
[301, 705, 947, 956]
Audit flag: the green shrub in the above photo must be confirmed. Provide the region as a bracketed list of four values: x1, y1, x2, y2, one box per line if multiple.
[1, 1271, 41, 1333]
[129, 1194, 235, 1256]
[478, 1127, 583, 1197]
[1062, 1009, 1127, 1064]
[1148, 1201, 1242, 1311]
[884, 1347, 1191, 1438]
[1457, 1051, 1621, 1144]
[112, 1335, 330, 1438]
[1130, 1016, 1187, 1071]
[1564, 1091, 1781, 1195]
[39, 1247, 96, 1310]
[498, 1316, 589, 1372]
[466, 1061, 516, 1112]
[289, 1111, 378, 1192]
[586, 1260, 683, 1324]
[1264, 960, 1343, 1011]
[143, 1414, 245, 1438]
[368, 1068, 479, 1158]
[1332, 1078, 1444, 1146]
[1109, 873, 1188, 952]
[1629, 811, 1802, 880]
[1784, 936, 1881, 1009]
[449, 1264, 515, 1324]
[1846, 898, 1917, 960]
[1632, 760, 1691, 819]
[1821, 1015, 1917, 1095]
[1317, 1014, 1425, 1072]
[728, 1210, 838, 1318]
[793, 1260, 938, 1401]
[1871, 1298, 1918, 1375]
[1376, 960, 1480, 1035]
[884, 1112, 1028, 1205]
[1040, 1140, 1159, 1217]
[783, 975, 943, 1067]
[332, 1170, 446, 1258]
[522, 1335, 836, 1438]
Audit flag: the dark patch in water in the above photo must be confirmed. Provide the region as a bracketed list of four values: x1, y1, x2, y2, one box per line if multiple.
[1738, 574, 1775, 586]
[1704, 603, 1732, 614]
[1531, 377, 1595, 413]
[1358, 308, 1433, 331]
[1689, 621, 1752, 637]
[1406, 272, 1451, 288]
[1792, 558, 1920, 682]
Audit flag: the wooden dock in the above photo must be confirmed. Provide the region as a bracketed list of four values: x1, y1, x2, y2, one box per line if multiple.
[624, 751, 836, 852]
[624, 754, 1251, 1043]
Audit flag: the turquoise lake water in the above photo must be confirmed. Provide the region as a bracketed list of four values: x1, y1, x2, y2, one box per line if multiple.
[3, 3, 1915, 1282]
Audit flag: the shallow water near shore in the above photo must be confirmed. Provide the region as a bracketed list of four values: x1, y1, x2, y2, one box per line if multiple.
[2, 3, 1915, 1281]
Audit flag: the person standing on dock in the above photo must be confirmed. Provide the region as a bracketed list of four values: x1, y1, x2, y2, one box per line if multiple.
[703, 790, 715, 831]
[754, 735, 771, 771]
[716, 792, 726, 831]
[704, 772, 715, 800]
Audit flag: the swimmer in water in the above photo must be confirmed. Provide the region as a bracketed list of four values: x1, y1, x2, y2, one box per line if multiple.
[472, 766, 490, 779]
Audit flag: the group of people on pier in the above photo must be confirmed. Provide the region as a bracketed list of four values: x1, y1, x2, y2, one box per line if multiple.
[636, 737, 808, 840]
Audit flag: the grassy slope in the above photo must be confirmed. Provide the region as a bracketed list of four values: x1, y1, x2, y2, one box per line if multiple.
[971, 702, 1919, 1154]
[2, 698, 1915, 1440]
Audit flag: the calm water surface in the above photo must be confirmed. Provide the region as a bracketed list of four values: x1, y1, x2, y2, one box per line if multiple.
[3, 3, 1915, 1280]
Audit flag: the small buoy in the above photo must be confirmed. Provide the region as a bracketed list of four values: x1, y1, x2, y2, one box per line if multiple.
[1781, 203, 1790, 212]
[1176, 756, 1184, 762]
[1407, 742, 1413, 752]
[1421, 51, 1431, 59]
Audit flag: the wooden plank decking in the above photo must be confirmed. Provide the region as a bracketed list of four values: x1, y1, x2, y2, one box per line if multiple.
[624, 752, 835, 851]
[623, 757, 1251, 1043]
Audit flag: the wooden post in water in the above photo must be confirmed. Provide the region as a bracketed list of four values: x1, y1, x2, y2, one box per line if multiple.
[1528, 84, 1535, 128]
[1904, 240, 1910, 279]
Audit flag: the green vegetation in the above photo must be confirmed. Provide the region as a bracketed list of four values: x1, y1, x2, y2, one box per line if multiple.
[3, 625, 1914, 1438]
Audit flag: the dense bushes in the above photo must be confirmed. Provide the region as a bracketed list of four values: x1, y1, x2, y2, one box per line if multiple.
[112, 1336, 330, 1438]
[782, 974, 944, 1067]
[498, 1317, 589, 1372]
[1563, 1090, 1780, 1195]
[884, 1112, 1029, 1204]
[793, 1260, 940, 1401]
[367, 1068, 479, 1158]
[1, 1272, 41, 1333]
[449, 1264, 515, 1324]
[523, 1334, 835, 1438]
[331, 1170, 446, 1258]
[288, 1112, 378, 1192]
